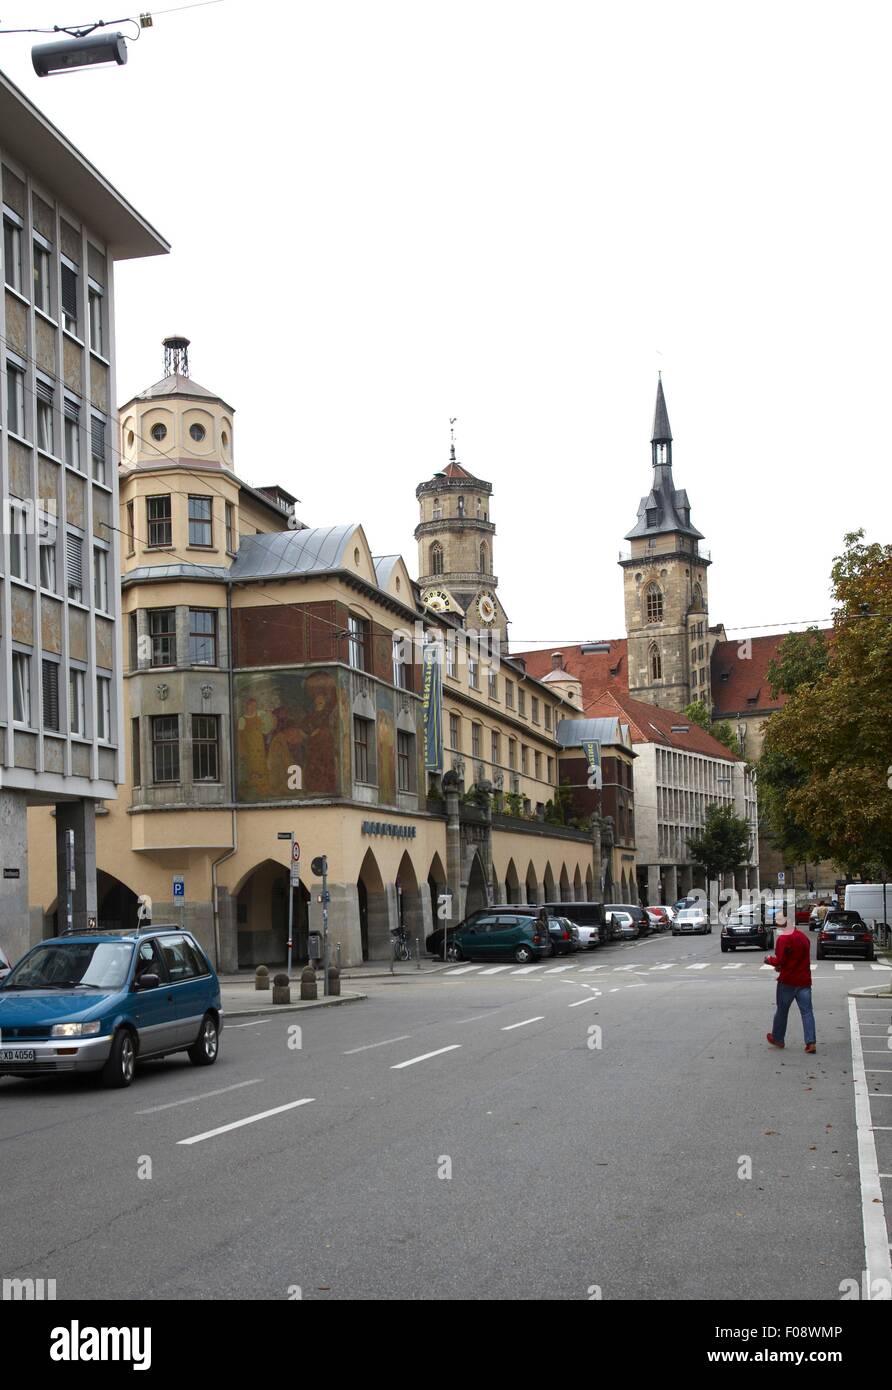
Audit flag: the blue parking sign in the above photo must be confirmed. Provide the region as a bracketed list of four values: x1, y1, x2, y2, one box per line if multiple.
[173, 876, 185, 898]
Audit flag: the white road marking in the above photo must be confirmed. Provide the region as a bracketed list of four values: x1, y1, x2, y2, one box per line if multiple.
[479, 965, 513, 975]
[721, 964, 742, 970]
[649, 964, 673, 971]
[848, 996, 892, 1294]
[446, 965, 480, 975]
[687, 963, 709, 970]
[568, 996, 600, 1007]
[511, 965, 543, 975]
[580, 966, 608, 973]
[227, 1020, 273, 1029]
[343, 1034, 412, 1054]
[871, 964, 892, 971]
[178, 1098, 314, 1146]
[759, 965, 774, 972]
[864, 1051, 892, 1055]
[613, 965, 640, 972]
[609, 988, 621, 993]
[836, 964, 855, 971]
[544, 964, 576, 973]
[391, 1045, 462, 1070]
[501, 1016, 545, 1031]
[865, 1068, 892, 1073]
[137, 1079, 262, 1114]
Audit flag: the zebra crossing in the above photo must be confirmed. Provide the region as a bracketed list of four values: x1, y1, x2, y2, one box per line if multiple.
[442, 958, 892, 980]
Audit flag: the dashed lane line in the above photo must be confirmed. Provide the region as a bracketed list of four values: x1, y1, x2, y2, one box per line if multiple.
[178, 1098, 315, 1146]
[391, 1045, 462, 1070]
[343, 1035, 412, 1054]
[568, 996, 600, 1007]
[501, 1017, 545, 1031]
[137, 1078, 263, 1115]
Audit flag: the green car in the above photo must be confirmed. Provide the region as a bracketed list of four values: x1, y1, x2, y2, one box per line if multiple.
[446, 911, 552, 965]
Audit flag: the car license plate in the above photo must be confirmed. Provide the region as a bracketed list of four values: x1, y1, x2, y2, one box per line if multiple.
[0, 1048, 35, 1063]
[838, 934, 855, 941]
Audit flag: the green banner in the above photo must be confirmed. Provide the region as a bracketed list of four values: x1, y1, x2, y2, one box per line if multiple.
[422, 643, 443, 771]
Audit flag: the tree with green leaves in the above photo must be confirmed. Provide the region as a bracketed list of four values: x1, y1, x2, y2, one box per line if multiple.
[759, 532, 892, 878]
[766, 626, 829, 698]
[684, 699, 739, 753]
[686, 804, 752, 914]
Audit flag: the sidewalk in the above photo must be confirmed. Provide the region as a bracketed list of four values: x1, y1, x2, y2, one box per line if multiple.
[218, 959, 443, 989]
[221, 978, 367, 1019]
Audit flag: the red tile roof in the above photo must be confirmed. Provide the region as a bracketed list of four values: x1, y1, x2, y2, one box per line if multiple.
[710, 630, 833, 716]
[584, 689, 739, 760]
[440, 460, 475, 480]
[517, 641, 629, 706]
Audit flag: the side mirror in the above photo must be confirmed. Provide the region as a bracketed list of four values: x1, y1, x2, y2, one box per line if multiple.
[134, 972, 160, 991]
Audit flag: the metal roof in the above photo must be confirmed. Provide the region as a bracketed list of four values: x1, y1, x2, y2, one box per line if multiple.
[373, 554, 401, 588]
[122, 563, 230, 585]
[126, 373, 235, 413]
[556, 717, 632, 749]
[229, 524, 359, 581]
[651, 376, 672, 442]
[0, 67, 168, 261]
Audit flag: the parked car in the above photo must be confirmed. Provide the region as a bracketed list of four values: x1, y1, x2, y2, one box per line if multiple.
[426, 904, 542, 959]
[445, 911, 553, 965]
[645, 907, 671, 933]
[540, 901, 604, 949]
[844, 883, 892, 927]
[721, 908, 773, 952]
[547, 917, 578, 956]
[673, 907, 711, 936]
[605, 903, 651, 936]
[0, 927, 222, 1089]
[816, 910, 875, 961]
[606, 910, 638, 941]
[0, 943, 10, 981]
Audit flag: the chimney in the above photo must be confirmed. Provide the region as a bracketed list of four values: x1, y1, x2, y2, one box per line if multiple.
[551, 651, 564, 671]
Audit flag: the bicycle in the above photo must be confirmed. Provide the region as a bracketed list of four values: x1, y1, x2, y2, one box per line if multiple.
[391, 927, 411, 961]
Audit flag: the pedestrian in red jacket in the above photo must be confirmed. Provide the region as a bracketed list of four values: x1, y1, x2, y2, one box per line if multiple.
[765, 914, 816, 1052]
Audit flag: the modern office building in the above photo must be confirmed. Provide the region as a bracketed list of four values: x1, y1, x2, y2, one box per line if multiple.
[1, 68, 167, 958]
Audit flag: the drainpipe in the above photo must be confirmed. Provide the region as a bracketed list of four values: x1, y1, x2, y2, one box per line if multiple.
[210, 581, 238, 971]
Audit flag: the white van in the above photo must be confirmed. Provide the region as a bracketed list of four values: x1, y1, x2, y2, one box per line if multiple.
[844, 883, 892, 925]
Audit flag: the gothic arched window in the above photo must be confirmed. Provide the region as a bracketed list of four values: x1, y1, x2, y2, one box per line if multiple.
[457, 496, 465, 517]
[650, 643, 662, 680]
[479, 542, 487, 573]
[430, 542, 444, 576]
[692, 582, 704, 610]
[645, 585, 663, 623]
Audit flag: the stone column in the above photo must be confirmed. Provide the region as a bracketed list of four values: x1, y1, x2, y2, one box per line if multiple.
[55, 799, 97, 935]
[443, 769, 464, 924]
[215, 885, 239, 974]
[646, 864, 661, 905]
[0, 790, 30, 961]
[310, 882, 363, 969]
[678, 864, 693, 897]
[664, 865, 678, 905]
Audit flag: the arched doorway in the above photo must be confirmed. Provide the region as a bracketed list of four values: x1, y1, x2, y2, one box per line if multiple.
[542, 863, 556, 903]
[585, 866, 594, 901]
[525, 861, 538, 905]
[96, 870, 140, 933]
[235, 859, 310, 968]
[396, 851, 423, 949]
[559, 863, 571, 903]
[358, 848, 388, 961]
[465, 853, 488, 915]
[573, 866, 583, 900]
[427, 852, 447, 926]
[505, 858, 520, 905]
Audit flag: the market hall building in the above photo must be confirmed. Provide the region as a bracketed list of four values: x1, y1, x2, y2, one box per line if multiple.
[27, 361, 609, 969]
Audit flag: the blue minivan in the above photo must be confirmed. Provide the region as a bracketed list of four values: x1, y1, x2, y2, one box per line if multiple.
[0, 927, 222, 1089]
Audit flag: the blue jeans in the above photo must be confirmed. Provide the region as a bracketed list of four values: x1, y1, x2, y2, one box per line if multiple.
[772, 984, 816, 1046]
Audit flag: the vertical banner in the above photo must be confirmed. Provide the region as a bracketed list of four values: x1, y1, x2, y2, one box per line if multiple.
[422, 641, 443, 771]
[581, 738, 602, 790]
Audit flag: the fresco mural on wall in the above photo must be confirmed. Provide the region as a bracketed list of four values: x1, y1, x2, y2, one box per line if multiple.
[235, 668, 345, 801]
[376, 686, 395, 806]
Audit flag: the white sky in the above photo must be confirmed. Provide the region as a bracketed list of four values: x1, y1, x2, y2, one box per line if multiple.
[3, 1, 890, 649]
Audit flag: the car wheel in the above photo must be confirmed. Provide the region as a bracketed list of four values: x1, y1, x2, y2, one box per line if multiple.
[101, 1028, 137, 1089]
[514, 944, 534, 964]
[866, 951, 875, 962]
[445, 942, 463, 962]
[188, 1014, 219, 1067]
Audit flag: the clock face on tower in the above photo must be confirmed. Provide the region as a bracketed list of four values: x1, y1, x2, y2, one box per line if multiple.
[421, 587, 454, 613]
[476, 592, 497, 625]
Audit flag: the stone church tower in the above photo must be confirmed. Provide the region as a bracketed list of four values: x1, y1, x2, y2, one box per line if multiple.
[620, 378, 711, 711]
[414, 437, 509, 647]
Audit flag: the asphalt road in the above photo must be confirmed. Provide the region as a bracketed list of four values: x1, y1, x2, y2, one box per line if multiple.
[1, 930, 889, 1301]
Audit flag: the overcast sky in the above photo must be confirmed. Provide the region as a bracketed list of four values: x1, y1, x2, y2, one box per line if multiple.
[4, 1, 890, 649]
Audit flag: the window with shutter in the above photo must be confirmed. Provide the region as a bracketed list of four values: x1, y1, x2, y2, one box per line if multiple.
[61, 261, 78, 333]
[42, 660, 60, 731]
[66, 533, 83, 602]
[91, 416, 106, 483]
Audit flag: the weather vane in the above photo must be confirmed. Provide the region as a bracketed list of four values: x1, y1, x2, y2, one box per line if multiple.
[449, 417, 457, 460]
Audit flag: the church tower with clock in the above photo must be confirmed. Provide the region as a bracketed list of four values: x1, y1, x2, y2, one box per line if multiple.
[415, 435, 508, 648]
[620, 377, 712, 711]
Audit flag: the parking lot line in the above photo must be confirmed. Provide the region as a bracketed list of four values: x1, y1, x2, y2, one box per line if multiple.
[178, 1098, 314, 1146]
[137, 1079, 263, 1115]
[501, 1017, 545, 1031]
[391, 1045, 461, 1070]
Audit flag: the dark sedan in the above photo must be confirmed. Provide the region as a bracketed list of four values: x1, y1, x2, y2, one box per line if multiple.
[816, 911, 875, 961]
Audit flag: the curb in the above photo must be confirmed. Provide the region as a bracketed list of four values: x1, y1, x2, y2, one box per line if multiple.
[225, 991, 367, 1019]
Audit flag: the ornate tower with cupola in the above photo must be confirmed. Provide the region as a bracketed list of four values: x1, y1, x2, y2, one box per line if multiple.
[620, 377, 711, 711]
[414, 433, 509, 646]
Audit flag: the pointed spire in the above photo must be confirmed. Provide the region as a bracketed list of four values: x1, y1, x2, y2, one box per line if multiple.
[651, 373, 672, 444]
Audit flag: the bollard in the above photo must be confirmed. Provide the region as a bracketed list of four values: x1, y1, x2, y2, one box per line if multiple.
[336, 941, 342, 972]
[328, 964, 341, 997]
[415, 936, 420, 971]
[300, 965, 318, 1001]
[254, 965, 270, 991]
[272, 971, 291, 1005]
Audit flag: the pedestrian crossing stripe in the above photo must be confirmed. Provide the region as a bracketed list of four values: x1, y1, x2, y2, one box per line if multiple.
[441, 960, 891, 977]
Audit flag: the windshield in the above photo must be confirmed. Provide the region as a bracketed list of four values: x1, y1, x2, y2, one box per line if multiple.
[2, 940, 134, 991]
